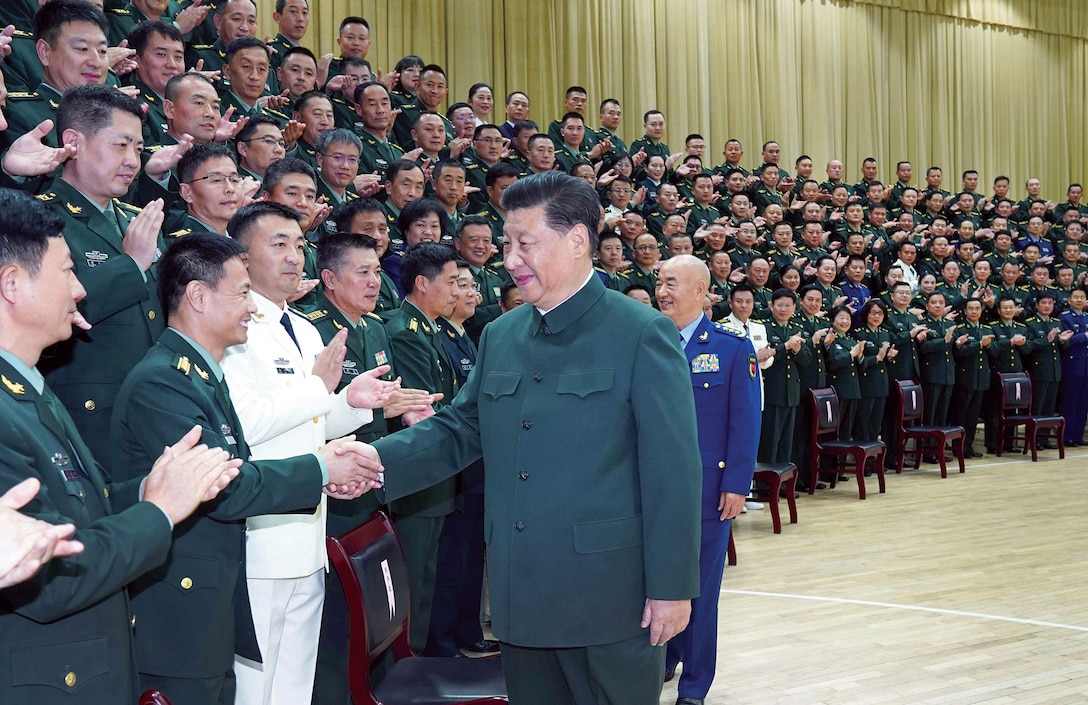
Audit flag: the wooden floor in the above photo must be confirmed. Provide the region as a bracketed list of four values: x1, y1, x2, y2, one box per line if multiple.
[662, 445, 1088, 705]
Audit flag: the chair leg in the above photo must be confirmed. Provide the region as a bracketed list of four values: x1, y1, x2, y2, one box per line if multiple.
[896, 436, 906, 474]
[875, 450, 886, 494]
[953, 434, 966, 474]
[854, 451, 867, 500]
[784, 473, 798, 524]
[937, 437, 949, 479]
[766, 475, 782, 534]
[1027, 422, 1038, 462]
[1058, 422, 1066, 459]
[808, 455, 819, 495]
[996, 422, 1004, 457]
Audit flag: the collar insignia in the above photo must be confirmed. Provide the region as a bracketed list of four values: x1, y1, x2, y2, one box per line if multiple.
[2, 375, 25, 395]
[65, 202, 82, 214]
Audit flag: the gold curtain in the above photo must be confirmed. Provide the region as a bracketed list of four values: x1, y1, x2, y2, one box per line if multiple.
[264, 0, 1088, 198]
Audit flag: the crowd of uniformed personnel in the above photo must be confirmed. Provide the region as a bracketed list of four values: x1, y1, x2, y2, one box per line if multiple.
[2, 0, 1088, 702]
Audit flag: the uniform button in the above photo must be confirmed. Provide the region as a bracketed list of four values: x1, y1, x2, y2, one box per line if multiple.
[148, 310, 156, 321]
[131, 615, 136, 628]
[312, 417, 319, 424]
[533, 373, 543, 382]
[103, 487, 109, 499]
[64, 671, 76, 688]
[522, 419, 532, 429]
[518, 470, 529, 480]
[180, 577, 193, 590]
[514, 522, 525, 531]
[718, 461, 725, 469]
[703, 382, 709, 388]
[84, 399, 96, 411]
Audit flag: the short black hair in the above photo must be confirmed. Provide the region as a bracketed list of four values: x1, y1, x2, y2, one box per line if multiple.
[57, 84, 143, 139]
[455, 214, 491, 239]
[0, 188, 65, 276]
[397, 198, 447, 241]
[228, 202, 303, 246]
[159, 232, 247, 316]
[217, 0, 256, 18]
[400, 242, 457, 294]
[317, 231, 379, 275]
[334, 198, 385, 232]
[235, 115, 282, 152]
[473, 123, 502, 140]
[445, 101, 471, 121]
[512, 120, 537, 140]
[771, 287, 796, 303]
[355, 80, 391, 105]
[178, 142, 238, 185]
[486, 162, 519, 188]
[339, 15, 369, 32]
[164, 72, 216, 102]
[225, 36, 270, 64]
[432, 159, 466, 181]
[263, 157, 316, 194]
[293, 89, 333, 117]
[386, 159, 424, 185]
[35, 0, 108, 44]
[126, 20, 183, 55]
[281, 45, 318, 68]
[501, 171, 601, 250]
[275, 0, 308, 13]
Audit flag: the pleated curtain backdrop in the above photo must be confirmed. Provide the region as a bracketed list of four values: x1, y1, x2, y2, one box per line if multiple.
[264, 0, 1088, 196]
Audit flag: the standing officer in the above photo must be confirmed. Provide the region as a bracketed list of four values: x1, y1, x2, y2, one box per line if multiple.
[760, 289, 812, 464]
[984, 296, 1031, 454]
[0, 188, 241, 705]
[369, 172, 702, 705]
[1024, 292, 1070, 421]
[950, 299, 996, 457]
[657, 255, 760, 705]
[1059, 288, 1088, 445]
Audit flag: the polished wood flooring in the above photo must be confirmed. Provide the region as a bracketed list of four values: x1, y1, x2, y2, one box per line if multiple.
[662, 445, 1088, 705]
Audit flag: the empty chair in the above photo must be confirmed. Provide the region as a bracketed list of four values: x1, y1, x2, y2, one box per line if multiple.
[995, 373, 1066, 462]
[750, 461, 799, 533]
[326, 511, 508, 705]
[894, 380, 966, 478]
[807, 388, 887, 499]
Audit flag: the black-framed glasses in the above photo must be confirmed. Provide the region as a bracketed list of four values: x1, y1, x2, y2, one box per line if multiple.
[240, 135, 287, 149]
[187, 172, 244, 187]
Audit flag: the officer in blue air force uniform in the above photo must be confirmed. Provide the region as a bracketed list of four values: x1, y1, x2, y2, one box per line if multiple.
[656, 255, 761, 705]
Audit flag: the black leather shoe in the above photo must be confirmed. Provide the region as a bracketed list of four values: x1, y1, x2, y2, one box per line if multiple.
[676, 698, 704, 705]
[459, 639, 500, 658]
[663, 665, 676, 683]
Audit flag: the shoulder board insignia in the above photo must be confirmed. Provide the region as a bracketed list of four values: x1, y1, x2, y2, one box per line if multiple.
[331, 96, 348, 106]
[303, 308, 327, 321]
[175, 356, 192, 375]
[12, 29, 31, 38]
[1, 375, 25, 395]
[266, 108, 289, 120]
[714, 321, 746, 337]
[65, 202, 82, 214]
[36, 192, 56, 202]
[145, 144, 164, 153]
[332, 318, 344, 330]
[108, 7, 131, 14]
[193, 364, 209, 380]
[8, 92, 37, 99]
[465, 162, 479, 170]
[167, 228, 192, 239]
[192, 44, 214, 49]
[409, 318, 418, 332]
[114, 200, 142, 213]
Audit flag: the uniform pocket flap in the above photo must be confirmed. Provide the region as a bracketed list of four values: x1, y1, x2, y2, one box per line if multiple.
[573, 515, 643, 554]
[11, 636, 109, 692]
[556, 369, 614, 398]
[482, 372, 521, 399]
[146, 553, 221, 593]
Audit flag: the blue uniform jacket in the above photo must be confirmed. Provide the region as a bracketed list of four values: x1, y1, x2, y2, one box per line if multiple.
[1060, 309, 1088, 377]
[684, 316, 761, 512]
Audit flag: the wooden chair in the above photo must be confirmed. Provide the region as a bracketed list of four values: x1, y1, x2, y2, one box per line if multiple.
[727, 531, 737, 566]
[893, 380, 966, 478]
[750, 461, 799, 533]
[326, 511, 508, 705]
[139, 692, 172, 705]
[996, 373, 1066, 462]
[807, 388, 887, 500]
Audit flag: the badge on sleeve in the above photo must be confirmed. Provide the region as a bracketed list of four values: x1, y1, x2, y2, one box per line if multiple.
[749, 353, 758, 379]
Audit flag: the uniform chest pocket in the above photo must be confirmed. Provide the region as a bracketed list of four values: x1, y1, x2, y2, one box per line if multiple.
[482, 373, 521, 399]
[556, 369, 614, 398]
[692, 370, 727, 389]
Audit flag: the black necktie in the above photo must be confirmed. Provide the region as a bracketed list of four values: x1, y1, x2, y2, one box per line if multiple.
[280, 312, 302, 353]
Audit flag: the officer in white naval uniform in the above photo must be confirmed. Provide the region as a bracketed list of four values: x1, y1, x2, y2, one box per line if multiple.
[221, 203, 395, 705]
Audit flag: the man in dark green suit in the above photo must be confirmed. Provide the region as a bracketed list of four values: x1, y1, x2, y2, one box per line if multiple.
[110, 233, 384, 705]
[370, 172, 701, 705]
[35, 86, 167, 471]
[0, 188, 241, 705]
[381, 242, 460, 652]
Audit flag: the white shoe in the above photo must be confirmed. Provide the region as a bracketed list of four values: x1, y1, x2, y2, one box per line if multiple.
[744, 500, 764, 510]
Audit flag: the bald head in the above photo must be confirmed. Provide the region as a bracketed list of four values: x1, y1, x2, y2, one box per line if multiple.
[657, 254, 710, 326]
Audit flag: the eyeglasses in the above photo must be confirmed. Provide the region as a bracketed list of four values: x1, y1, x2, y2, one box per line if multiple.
[187, 172, 243, 187]
[322, 153, 359, 166]
[240, 135, 287, 148]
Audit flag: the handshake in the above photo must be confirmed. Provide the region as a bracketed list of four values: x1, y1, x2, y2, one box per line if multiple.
[319, 436, 386, 500]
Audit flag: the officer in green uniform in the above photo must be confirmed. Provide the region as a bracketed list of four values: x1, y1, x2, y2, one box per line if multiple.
[881, 282, 922, 465]
[853, 300, 893, 443]
[353, 82, 406, 181]
[35, 87, 167, 470]
[371, 172, 700, 705]
[474, 162, 518, 253]
[105, 0, 182, 46]
[302, 231, 439, 705]
[824, 306, 863, 440]
[110, 233, 384, 705]
[461, 124, 504, 212]
[183, 0, 257, 76]
[122, 21, 185, 147]
[984, 295, 1032, 452]
[917, 291, 957, 427]
[1, 27, 43, 93]
[217, 37, 290, 127]
[629, 109, 670, 166]
[950, 299, 996, 456]
[595, 98, 628, 161]
[268, 0, 310, 74]
[380, 243, 460, 653]
[455, 215, 509, 343]
[791, 285, 830, 480]
[1024, 292, 1067, 418]
[760, 288, 813, 464]
[0, 189, 241, 705]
